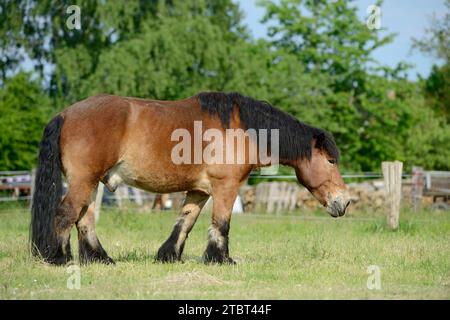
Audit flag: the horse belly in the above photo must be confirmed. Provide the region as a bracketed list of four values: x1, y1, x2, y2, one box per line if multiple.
[102, 160, 210, 194]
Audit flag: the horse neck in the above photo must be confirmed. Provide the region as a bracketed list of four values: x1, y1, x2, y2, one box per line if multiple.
[252, 151, 298, 170]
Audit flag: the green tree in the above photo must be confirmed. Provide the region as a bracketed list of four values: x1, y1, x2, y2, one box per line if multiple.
[0, 0, 28, 84]
[258, 0, 447, 171]
[259, 0, 397, 93]
[0, 0, 448, 172]
[18, 0, 246, 104]
[0, 72, 51, 170]
[412, 0, 450, 121]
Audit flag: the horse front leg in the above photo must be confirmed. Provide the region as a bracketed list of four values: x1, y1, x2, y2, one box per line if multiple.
[203, 182, 239, 264]
[156, 191, 209, 263]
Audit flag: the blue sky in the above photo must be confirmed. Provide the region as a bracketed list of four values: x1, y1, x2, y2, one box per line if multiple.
[237, 0, 447, 80]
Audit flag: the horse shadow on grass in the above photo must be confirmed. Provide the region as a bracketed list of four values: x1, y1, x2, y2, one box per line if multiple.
[114, 250, 203, 264]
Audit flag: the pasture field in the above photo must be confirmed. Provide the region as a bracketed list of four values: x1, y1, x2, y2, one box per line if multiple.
[0, 205, 449, 299]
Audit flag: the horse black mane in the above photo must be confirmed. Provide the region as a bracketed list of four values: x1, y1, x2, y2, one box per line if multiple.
[196, 91, 340, 163]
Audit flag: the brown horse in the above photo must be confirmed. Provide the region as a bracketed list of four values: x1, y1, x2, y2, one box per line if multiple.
[31, 92, 350, 265]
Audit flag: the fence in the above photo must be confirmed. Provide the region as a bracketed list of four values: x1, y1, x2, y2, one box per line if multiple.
[241, 172, 403, 215]
[0, 171, 32, 202]
[0, 170, 390, 204]
[1, 167, 449, 222]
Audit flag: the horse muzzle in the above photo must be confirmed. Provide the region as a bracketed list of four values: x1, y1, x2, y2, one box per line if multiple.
[326, 198, 350, 218]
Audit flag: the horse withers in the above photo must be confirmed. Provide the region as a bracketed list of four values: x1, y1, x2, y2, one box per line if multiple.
[30, 92, 350, 265]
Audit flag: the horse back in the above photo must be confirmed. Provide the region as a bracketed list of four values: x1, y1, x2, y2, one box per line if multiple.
[58, 94, 214, 192]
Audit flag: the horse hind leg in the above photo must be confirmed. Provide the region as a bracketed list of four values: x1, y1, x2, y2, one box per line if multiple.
[156, 191, 209, 263]
[52, 179, 96, 265]
[76, 198, 114, 265]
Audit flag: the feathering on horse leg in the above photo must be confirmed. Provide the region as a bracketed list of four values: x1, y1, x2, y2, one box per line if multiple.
[203, 183, 238, 264]
[76, 200, 114, 265]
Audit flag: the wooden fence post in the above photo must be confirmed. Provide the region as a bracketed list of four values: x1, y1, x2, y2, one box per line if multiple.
[382, 161, 403, 230]
[133, 188, 143, 206]
[94, 183, 104, 222]
[411, 166, 424, 212]
[29, 168, 36, 209]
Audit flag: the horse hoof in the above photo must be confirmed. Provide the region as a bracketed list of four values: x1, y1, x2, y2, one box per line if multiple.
[155, 253, 180, 263]
[203, 255, 236, 265]
[155, 245, 181, 263]
[46, 254, 73, 266]
[80, 254, 115, 265]
[102, 256, 116, 265]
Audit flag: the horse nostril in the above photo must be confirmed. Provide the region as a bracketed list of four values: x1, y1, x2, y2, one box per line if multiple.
[328, 199, 350, 217]
[339, 200, 350, 216]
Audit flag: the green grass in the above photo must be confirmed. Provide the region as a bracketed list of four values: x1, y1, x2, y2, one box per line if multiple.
[0, 205, 449, 299]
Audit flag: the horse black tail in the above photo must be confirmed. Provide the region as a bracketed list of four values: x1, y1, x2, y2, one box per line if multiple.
[30, 115, 64, 261]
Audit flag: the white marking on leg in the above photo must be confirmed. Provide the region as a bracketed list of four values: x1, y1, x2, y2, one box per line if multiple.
[208, 226, 225, 248]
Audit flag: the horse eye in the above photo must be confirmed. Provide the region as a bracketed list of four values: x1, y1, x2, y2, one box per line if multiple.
[328, 159, 336, 165]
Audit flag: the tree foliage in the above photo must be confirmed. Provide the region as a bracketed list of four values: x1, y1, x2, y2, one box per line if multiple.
[0, 0, 448, 171]
[412, 0, 450, 122]
[0, 73, 51, 170]
[259, 0, 449, 171]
